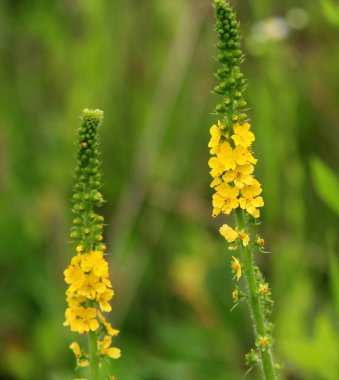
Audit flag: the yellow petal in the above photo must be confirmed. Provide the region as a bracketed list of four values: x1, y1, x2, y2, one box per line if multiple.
[107, 347, 121, 359]
[219, 224, 238, 243]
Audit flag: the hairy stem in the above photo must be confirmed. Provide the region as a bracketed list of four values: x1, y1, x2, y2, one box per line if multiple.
[89, 330, 100, 380]
[235, 208, 276, 380]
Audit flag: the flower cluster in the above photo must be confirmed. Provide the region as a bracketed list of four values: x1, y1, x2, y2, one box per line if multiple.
[64, 248, 117, 337]
[64, 109, 120, 376]
[209, 120, 264, 219]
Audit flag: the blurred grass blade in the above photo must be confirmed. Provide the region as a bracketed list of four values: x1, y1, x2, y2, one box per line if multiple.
[319, 0, 339, 28]
[310, 156, 339, 215]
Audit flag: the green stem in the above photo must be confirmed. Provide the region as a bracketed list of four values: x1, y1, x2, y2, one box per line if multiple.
[235, 208, 276, 380]
[89, 330, 100, 380]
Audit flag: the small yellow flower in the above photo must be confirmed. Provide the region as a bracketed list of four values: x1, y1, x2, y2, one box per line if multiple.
[69, 307, 99, 334]
[69, 342, 89, 367]
[259, 283, 269, 294]
[260, 337, 268, 346]
[231, 122, 255, 147]
[208, 156, 225, 178]
[212, 183, 239, 216]
[98, 311, 120, 337]
[257, 237, 265, 247]
[64, 260, 85, 292]
[217, 142, 237, 170]
[70, 342, 81, 358]
[208, 123, 222, 154]
[222, 164, 254, 188]
[76, 245, 84, 253]
[96, 289, 114, 312]
[232, 289, 238, 302]
[98, 335, 121, 359]
[239, 179, 264, 218]
[233, 146, 257, 166]
[257, 335, 271, 351]
[210, 176, 222, 188]
[77, 273, 106, 300]
[78, 359, 90, 367]
[219, 224, 238, 242]
[219, 224, 250, 247]
[231, 256, 242, 280]
[80, 251, 108, 277]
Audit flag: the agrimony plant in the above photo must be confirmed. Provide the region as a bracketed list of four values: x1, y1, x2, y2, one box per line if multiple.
[209, 1, 279, 379]
[64, 109, 120, 380]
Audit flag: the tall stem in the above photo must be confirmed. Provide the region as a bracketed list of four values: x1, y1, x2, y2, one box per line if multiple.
[89, 330, 100, 380]
[235, 208, 276, 380]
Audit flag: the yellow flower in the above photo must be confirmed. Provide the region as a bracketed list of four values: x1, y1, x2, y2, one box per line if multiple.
[219, 224, 250, 247]
[219, 224, 238, 242]
[69, 307, 99, 334]
[64, 258, 85, 292]
[208, 156, 225, 178]
[259, 283, 269, 295]
[233, 146, 257, 165]
[231, 256, 242, 280]
[222, 164, 254, 188]
[69, 342, 89, 367]
[76, 245, 84, 253]
[78, 359, 89, 367]
[239, 179, 264, 218]
[210, 176, 222, 188]
[70, 342, 81, 358]
[232, 289, 239, 302]
[256, 237, 265, 247]
[208, 123, 222, 154]
[257, 335, 271, 351]
[238, 232, 250, 246]
[98, 335, 121, 359]
[96, 289, 114, 312]
[212, 183, 239, 217]
[217, 142, 237, 170]
[80, 251, 108, 277]
[98, 311, 120, 336]
[231, 122, 255, 147]
[77, 273, 107, 300]
[107, 347, 121, 359]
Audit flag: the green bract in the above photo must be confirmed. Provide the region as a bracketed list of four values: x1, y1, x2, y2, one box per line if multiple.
[71, 109, 105, 252]
[214, 0, 248, 128]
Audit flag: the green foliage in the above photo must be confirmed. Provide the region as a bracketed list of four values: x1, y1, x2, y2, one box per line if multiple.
[310, 156, 339, 215]
[319, 0, 339, 28]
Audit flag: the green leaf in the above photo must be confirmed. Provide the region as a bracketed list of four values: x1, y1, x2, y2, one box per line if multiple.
[319, 0, 339, 28]
[310, 156, 339, 215]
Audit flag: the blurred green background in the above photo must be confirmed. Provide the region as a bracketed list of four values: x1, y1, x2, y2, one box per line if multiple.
[0, 0, 338, 379]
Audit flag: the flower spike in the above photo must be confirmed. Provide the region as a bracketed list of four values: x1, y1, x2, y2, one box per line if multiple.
[210, 1, 280, 378]
[64, 109, 120, 380]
